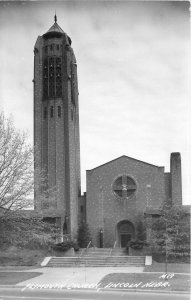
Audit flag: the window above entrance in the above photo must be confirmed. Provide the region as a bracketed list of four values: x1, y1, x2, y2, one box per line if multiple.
[113, 175, 136, 199]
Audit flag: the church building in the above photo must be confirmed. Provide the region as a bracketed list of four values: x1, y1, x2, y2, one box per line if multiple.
[33, 17, 182, 248]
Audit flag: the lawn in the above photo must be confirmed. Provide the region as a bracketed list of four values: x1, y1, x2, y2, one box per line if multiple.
[0, 247, 48, 267]
[98, 272, 190, 292]
[0, 272, 42, 285]
[144, 262, 190, 274]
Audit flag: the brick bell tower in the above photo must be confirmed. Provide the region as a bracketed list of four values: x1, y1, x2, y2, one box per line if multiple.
[33, 15, 81, 239]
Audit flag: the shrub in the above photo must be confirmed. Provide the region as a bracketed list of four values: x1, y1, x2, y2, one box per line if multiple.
[52, 240, 79, 252]
[0, 213, 59, 250]
[77, 223, 91, 248]
[136, 220, 146, 241]
[126, 239, 148, 251]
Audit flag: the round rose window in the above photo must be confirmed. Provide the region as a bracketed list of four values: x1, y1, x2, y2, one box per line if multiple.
[113, 175, 136, 198]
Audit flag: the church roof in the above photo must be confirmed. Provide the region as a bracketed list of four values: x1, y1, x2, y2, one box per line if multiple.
[45, 21, 65, 35]
[43, 14, 71, 43]
[87, 155, 163, 172]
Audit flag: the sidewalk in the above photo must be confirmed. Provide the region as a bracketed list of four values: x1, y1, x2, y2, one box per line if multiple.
[0, 266, 189, 294]
[16, 266, 144, 287]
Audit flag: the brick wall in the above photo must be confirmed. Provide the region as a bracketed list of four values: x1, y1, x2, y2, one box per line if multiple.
[86, 156, 166, 247]
[34, 28, 81, 239]
[170, 152, 182, 206]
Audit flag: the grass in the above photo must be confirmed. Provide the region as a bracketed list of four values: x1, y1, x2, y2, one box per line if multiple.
[0, 247, 49, 267]
[0, 272, 42, 285]
[0, 246, 79, 267]
[98, 272, 190, 292]
[144, 261, 190, 274]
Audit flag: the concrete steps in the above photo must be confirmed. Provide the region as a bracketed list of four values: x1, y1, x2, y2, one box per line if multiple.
[45, 247, 145, 267]
[47, 256, 145, 267]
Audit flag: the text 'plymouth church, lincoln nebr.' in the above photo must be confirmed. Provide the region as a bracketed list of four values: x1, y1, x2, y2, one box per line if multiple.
[33, 16, 183, 248]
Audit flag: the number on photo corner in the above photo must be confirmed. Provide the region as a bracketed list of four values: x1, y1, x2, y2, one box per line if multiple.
[159, 273, 174, 279]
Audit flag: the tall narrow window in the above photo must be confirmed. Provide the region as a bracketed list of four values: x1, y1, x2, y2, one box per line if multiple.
[49, 57, 55, 98]
[71, 108, 74, 120]
[50, 106, 54, 118]
[44, 107, 47, 119]
[71, 62, 77, 106]
[43, 59, 48, 98]
[43, 57, 62, 99]
[56, 57, 62, 97]
[58, 106, 61, 118]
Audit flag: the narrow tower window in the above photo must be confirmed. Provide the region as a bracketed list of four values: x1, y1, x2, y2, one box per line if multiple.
[71, 62, 77, 106]
[43, 57, 62, 99]
[43, 59, 48, 98]
[44, 107, 47, 119]
[50, 106, 54, 118]
[49, 57, 55, 98]
[71, 108, 74, 120]
[58, 106, 61, 118]
[56, 57, 62, 97]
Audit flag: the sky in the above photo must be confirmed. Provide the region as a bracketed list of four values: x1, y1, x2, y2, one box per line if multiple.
[0, 1, 190, 204]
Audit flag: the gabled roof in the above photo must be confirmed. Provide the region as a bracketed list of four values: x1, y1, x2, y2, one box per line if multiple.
[87, 155, 163, 172]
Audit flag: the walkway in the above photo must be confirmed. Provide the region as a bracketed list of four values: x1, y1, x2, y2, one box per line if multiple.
[16, 266, 144, 287]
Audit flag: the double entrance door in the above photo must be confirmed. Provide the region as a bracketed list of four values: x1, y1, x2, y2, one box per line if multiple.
[117, 220, 135, 248]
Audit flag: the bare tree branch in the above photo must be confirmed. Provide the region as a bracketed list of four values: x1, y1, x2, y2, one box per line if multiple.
[0, 112, 34, 217]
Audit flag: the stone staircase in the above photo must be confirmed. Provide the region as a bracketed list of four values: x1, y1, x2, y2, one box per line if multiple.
[45, 248, 146, 267]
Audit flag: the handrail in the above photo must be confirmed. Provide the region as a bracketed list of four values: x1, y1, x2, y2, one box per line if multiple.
[86, 240, 91, 250]
[78, 240, 92, 261]
[109, 240, 117, 257]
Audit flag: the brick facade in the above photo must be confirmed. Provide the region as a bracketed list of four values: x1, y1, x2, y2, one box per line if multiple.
[34, 18, 81, 239]
[85, 155, 182, 248]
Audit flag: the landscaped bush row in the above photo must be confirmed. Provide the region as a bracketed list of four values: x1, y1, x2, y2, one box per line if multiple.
[126, 239, 148, 250]
[52, 240, 79, 252]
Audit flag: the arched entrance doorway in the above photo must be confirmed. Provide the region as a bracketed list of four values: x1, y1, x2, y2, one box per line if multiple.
[117, 220, 135, 248]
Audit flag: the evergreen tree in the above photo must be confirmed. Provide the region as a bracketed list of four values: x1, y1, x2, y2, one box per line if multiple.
[77, 223, 91, 248]
[136, 220, 146, 241]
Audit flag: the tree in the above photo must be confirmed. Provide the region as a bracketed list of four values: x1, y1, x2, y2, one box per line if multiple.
[136, 219, 147, 241]
[0, 210, 59, 249]
[0, 112, 33, 216]
[151, 202, 190, 265]
[77, 223, 91, 248]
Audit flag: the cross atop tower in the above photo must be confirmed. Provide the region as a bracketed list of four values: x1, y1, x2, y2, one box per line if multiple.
[54, 13, 57, 23]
